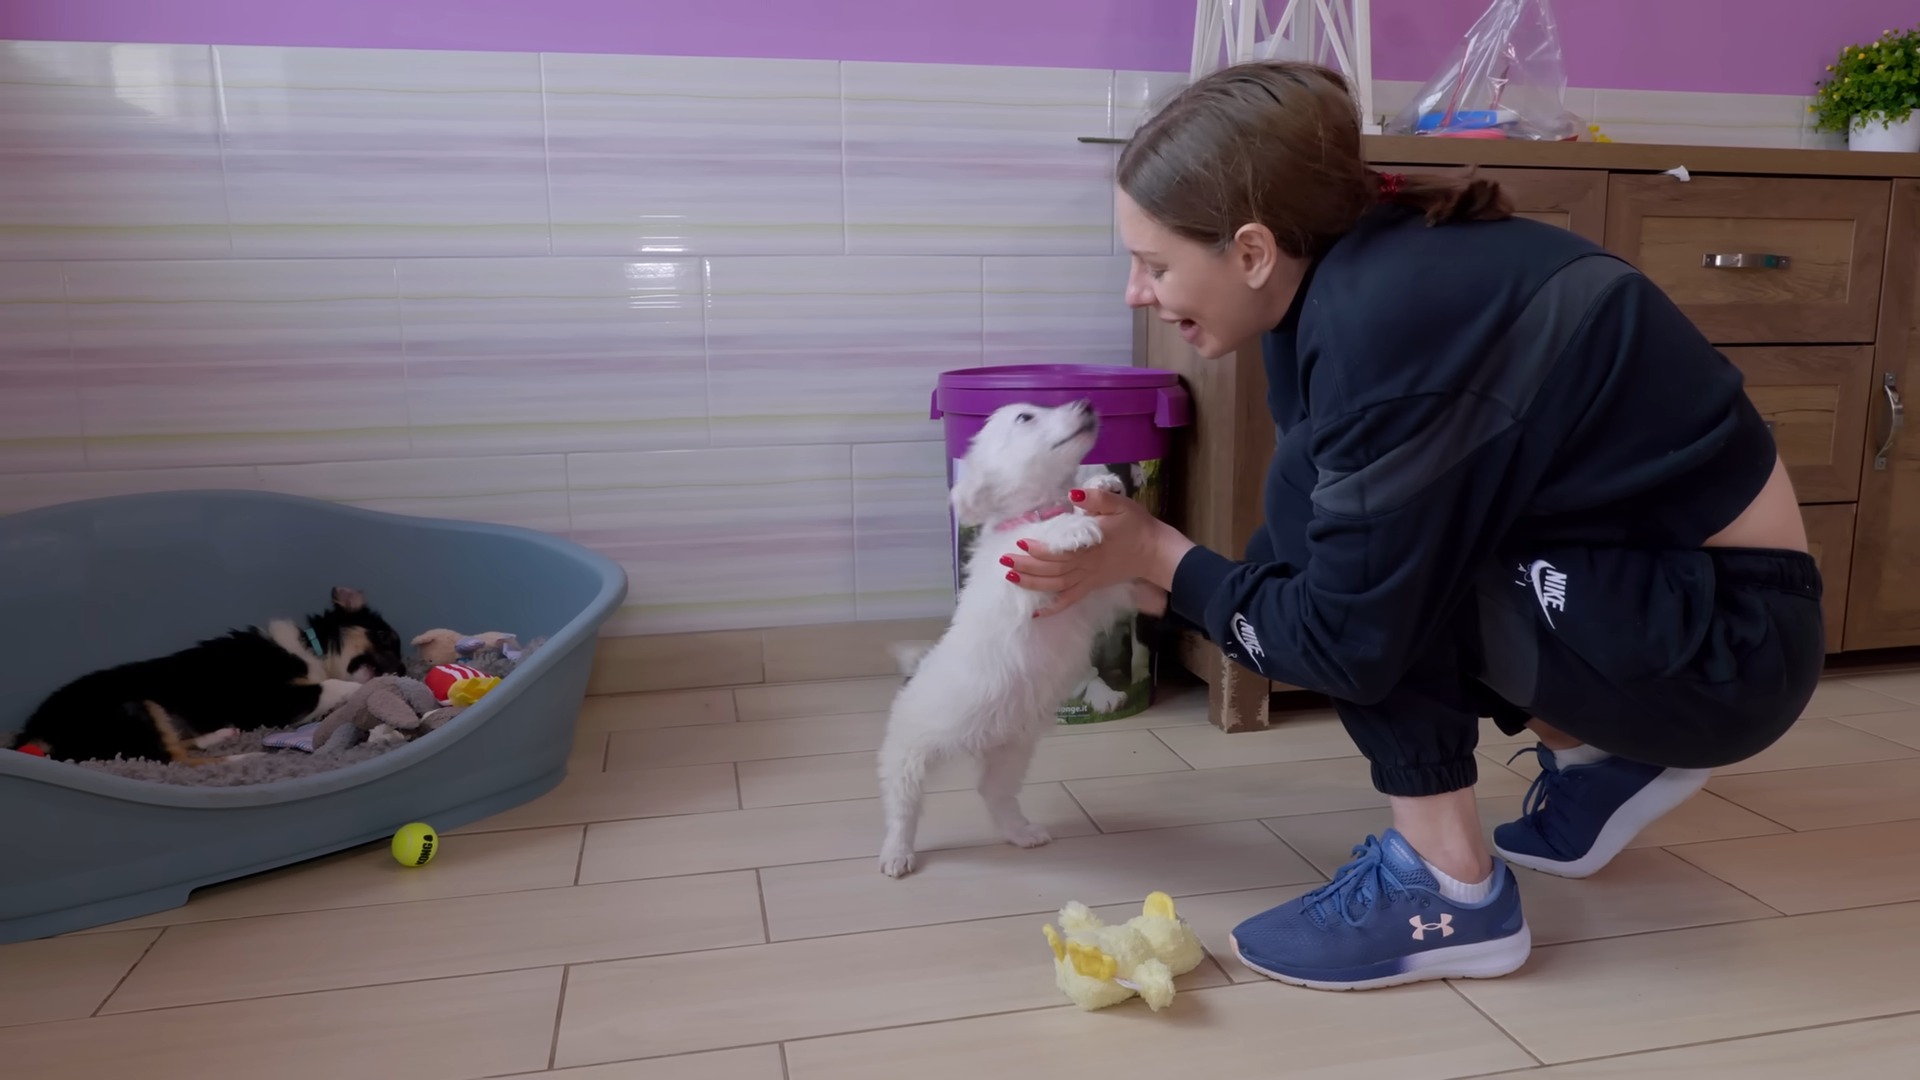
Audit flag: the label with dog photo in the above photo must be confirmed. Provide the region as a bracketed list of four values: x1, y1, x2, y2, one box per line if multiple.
[950, 457, 1165, 724]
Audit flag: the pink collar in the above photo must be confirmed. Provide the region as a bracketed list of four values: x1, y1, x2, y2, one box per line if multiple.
[993, 502, 1072, 533]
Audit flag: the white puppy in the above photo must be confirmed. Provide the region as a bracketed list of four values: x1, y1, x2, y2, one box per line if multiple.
[877, 400, 1136, 877]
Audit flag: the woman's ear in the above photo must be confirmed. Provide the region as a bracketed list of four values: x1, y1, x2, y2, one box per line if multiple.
[1230, 222, 1280, 289]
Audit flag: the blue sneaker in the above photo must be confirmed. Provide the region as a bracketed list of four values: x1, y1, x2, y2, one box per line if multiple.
[1230, 830, 1530, 991]
[1492, 745, 1710, 879]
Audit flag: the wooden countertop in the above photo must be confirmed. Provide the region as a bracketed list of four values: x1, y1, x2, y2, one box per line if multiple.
[1364, 134, 1920, 179]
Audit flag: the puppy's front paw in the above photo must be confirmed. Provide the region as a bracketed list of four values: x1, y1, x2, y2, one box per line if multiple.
[879, 846, 918, 878]
[1082, 472, 1126, 495]
[1002, 821, 1053, 849]
[1081, 677, 1129, 713]
[1051, 517, 1104, 553]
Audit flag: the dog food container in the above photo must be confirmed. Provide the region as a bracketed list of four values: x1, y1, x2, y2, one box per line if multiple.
[931, 364, 1191, 723]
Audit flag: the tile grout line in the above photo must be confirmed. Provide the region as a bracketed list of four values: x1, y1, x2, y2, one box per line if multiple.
[90, 927, 167, 1018]
[779, 1041, 794, 1080]
[545, 966, 570, 1070]
[571, 824, 590, 887]
[1442, 979, 1545, 1069]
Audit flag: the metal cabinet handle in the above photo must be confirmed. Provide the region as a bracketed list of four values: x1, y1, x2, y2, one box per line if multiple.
[1077, 136, 1128, 144]
[1876, 372, 1905, 471]
[1702, 253, 1791, 269]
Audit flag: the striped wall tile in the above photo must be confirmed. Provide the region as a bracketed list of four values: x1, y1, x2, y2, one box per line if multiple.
[64, 259, 409, 468]
[0, 262, 83, 474]
[0, 41, 229, 259]
[983, 255, 1132, 366]
[0, 465, 262, 517]
[703, 256, 978, 447]
[1113, 70, 1188, 138]
[397, 257, 707, 456]
[567, 445, 856, 634]
[544, 53, 843, 256]
[852, 441, 956, 620]
[214, 45, 549, 256]
[843, 62, 1115, 255]
[256, 454, 570, 534]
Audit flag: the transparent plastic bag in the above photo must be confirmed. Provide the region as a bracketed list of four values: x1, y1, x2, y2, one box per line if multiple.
[1385, 0, 1584, 141]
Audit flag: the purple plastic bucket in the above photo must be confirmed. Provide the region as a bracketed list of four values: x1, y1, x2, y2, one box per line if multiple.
[931, 364, 1191, 723]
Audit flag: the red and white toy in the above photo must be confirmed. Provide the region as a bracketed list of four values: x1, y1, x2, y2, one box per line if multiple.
[421, 663, 498, 706]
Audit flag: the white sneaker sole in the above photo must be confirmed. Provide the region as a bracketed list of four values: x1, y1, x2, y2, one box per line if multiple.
[1495, 767, 1712, 879]
[1231, 920, 1533, 992]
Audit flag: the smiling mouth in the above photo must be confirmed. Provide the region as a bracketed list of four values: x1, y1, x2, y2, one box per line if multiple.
[1051, 419, 1097, 448]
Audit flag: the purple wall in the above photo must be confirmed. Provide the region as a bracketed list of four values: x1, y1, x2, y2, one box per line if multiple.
[4, 0, 1916, 97]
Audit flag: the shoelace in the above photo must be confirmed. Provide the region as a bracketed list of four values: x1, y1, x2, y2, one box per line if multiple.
[1509, 744, 1564, 821]
[1299, 835, 1417, 929]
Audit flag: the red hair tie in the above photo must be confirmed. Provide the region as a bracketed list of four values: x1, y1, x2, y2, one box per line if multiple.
[1376, 171, 1405, 199]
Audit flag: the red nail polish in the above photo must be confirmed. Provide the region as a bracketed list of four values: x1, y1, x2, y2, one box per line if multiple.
[999, 555, 1014, 567]
[1005, 571, 1020, 583]
[1016, 540, 1029, 552]
[1069, 489, 1086, 503]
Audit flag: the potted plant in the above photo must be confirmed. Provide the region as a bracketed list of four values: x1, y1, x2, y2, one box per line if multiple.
[1811, 25, 1920, 152]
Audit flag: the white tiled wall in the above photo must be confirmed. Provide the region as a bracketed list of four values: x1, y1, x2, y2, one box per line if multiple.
[0, 40, 1835, 636]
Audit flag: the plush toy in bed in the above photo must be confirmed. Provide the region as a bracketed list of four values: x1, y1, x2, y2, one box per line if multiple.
[411, 628, 525, 667]
[264, 675, 461, 754]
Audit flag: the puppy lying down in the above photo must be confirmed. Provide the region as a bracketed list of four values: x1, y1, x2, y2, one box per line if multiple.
[877, 400, 1137, 877]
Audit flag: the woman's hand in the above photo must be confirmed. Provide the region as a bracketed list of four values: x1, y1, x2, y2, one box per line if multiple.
[1001, 486, 1194, 616]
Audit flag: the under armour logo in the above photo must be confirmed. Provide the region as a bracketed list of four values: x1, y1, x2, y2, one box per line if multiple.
[1409, 914, 1454, 941]
[1230, 613, 1266, 660]
[1515, 559, 1569, 628]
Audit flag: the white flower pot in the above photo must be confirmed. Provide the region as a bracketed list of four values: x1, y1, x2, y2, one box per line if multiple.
[1849, 112, 1920, 153]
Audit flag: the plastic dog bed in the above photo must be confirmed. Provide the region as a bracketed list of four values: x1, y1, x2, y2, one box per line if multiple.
[0, 490, 627, 943]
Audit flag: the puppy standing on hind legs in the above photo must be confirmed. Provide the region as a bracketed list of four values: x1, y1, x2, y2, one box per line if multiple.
[877, 400, 1137, 877]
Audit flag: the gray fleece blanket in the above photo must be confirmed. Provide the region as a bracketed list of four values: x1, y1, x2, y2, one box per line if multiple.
[71, 642, 537, 788]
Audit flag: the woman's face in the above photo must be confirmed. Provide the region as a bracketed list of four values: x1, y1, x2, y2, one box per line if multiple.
[1117, 187, 1302, 360]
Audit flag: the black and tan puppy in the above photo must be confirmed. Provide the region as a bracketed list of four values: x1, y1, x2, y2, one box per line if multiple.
[9, 586, 406, 764]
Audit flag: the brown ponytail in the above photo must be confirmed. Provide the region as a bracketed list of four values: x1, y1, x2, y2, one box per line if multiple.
[1119, 61, 1511, 259]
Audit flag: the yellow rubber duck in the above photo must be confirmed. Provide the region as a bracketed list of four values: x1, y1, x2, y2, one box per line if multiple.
[1040, 892, 1206, 1011]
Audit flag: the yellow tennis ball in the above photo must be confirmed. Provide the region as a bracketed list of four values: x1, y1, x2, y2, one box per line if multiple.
[391, 822, 438, 867]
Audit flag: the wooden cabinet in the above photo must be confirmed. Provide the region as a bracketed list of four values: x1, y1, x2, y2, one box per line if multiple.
[1603, 175, 1891, 344]
[1141, 139, 1920, 731]
[1844, 179, 1920, 650]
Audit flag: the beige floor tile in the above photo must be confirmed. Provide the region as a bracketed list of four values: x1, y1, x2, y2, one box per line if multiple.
[0, 929, 158, 1027]
[1453, 900, 1920, 1063]
[571, 730, 610, 771]
[759, 820, 1321, 940]
[1065, 755, 1527, 833]
[761, 617, 947, 683]
[1455, 1011, 1920, 1078]
[1801, 678, 1912, 718]
[555, 910, 1229, 1066]
[1264, 807, 1777, 944]
[784, 979, 1535, 1080]
[1672, 819, 1920, 914]
[578, 689, 736, 732]
[508, 1047, 787, 1080]
[1831, 706, 1920, 749]
[453, 763, 738, 833]
[734, 677, 900, 721]
[590, 630, 762, 695]
[608, 712, 886, 770]
[105, 873, 763, 1013]
[1479, 716, 1534, 747]
[1709, 757, 1920, 830]
[1714, 718, 1916, 775]
[0, 967, 562, 1080]
[101, 827, 585, 930]
[1834, 670, 1920, 707]
[736, 729, 1190, 808]
[1632, 788, 1792, 846]
[577, 783, 1094, 882]
[1151, 708, 1356, 768]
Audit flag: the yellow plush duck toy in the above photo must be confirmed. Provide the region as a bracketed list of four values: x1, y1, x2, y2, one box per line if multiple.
[1041, 892, 1206, 1011]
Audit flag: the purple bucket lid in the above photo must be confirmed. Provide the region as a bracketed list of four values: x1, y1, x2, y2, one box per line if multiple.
[936, 364, 1180, 391]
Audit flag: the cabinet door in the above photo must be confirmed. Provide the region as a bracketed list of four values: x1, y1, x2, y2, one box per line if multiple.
[1846, 180, 1920, 650]
[1605, 175, 1891, 344]
[1400, 165, 1607, 241]
[1722, 346, 1874, 503]
[1802, 503, 1856, 654]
